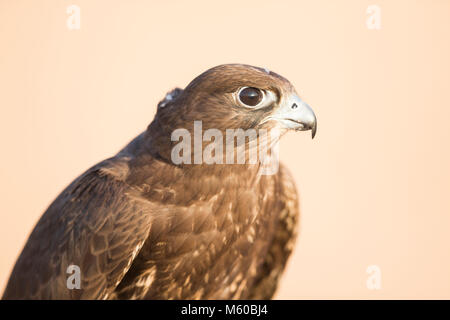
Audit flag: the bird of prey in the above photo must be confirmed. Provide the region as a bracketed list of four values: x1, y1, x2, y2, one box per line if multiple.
[2, 64, 317, 300]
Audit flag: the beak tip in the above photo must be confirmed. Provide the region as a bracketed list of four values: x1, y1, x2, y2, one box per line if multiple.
[311, 124, 317, 139]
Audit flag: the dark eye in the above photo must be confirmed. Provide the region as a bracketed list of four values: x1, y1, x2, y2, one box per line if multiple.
[238, 87, 263, 107]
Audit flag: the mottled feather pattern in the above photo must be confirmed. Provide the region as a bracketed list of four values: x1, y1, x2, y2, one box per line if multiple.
[3, 159, 154, 299]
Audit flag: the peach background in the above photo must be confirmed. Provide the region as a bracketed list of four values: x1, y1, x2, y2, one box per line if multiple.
[1, 0, 450, 299]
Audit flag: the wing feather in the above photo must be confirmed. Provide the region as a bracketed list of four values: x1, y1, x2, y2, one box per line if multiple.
[2, 158, 153, 299]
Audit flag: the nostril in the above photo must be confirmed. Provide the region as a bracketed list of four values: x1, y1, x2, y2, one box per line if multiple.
[291, 103, 298, 109]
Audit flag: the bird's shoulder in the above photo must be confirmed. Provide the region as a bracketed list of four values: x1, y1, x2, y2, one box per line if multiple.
[2, 152, 156, 299]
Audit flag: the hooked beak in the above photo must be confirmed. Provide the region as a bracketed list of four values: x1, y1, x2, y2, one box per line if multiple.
[270, 95, 317, 139]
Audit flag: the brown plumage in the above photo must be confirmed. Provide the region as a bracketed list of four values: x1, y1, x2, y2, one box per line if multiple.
[2, 64, 316, 299]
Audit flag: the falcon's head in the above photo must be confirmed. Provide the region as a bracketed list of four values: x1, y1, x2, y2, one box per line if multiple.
[148, 64, 317, 162]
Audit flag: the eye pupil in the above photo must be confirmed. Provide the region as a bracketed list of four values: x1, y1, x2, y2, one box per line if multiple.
[239, 87, 263, 106]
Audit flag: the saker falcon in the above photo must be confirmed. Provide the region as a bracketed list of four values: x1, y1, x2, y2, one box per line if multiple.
[2, 64, 317, 299]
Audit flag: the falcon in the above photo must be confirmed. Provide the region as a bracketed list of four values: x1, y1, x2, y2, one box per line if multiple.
[2, 64, 317, 300]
